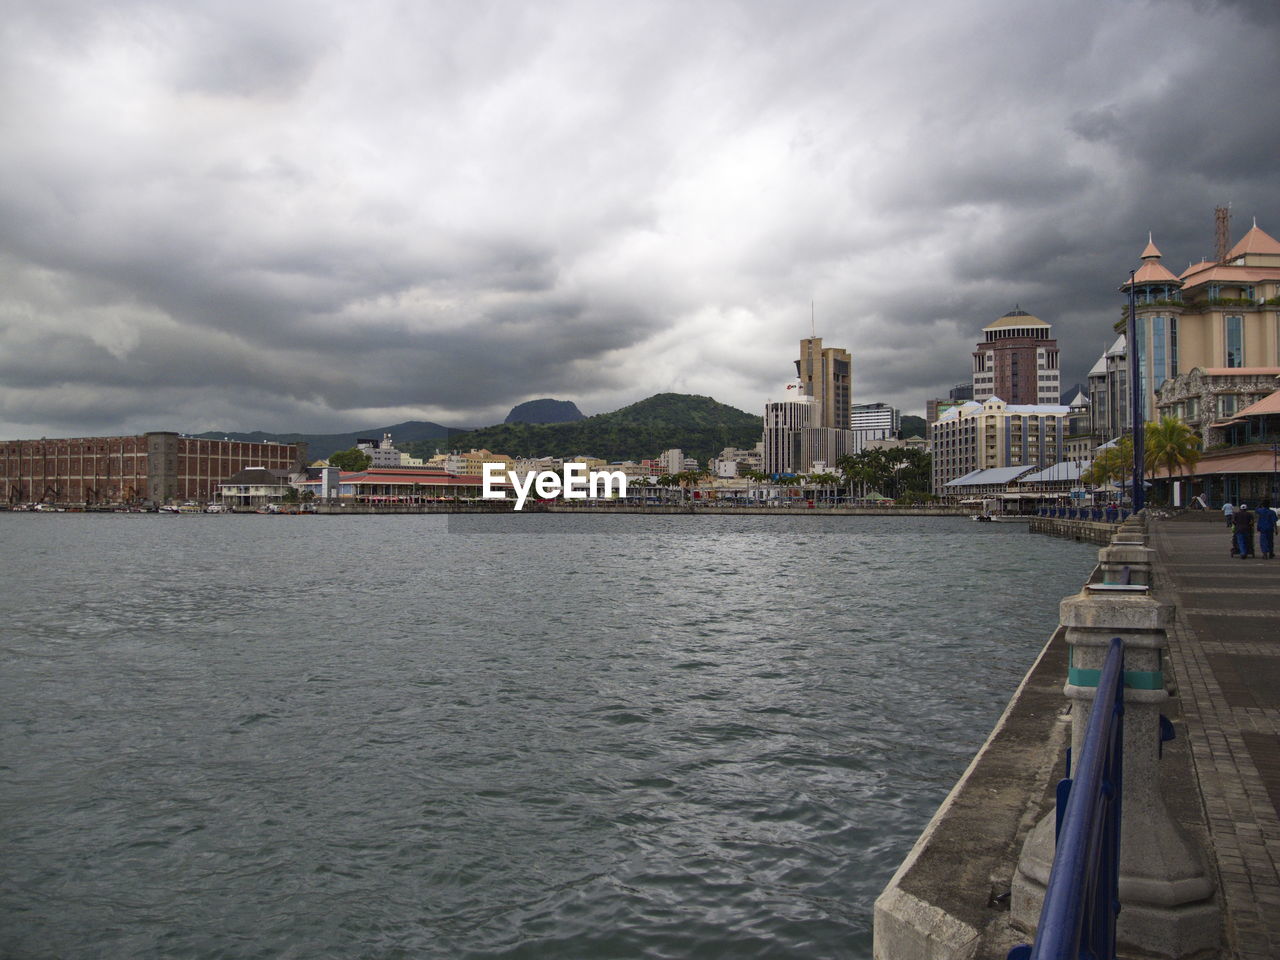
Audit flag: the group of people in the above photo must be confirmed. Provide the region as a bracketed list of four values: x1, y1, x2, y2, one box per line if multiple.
[1223, 500, 1278, 559]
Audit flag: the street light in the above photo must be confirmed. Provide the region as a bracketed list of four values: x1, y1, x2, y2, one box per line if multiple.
[1127, 268, 1145, 512]
[1272, 441, 1278, 505]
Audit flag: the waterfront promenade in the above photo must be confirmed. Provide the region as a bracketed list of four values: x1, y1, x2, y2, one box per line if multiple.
[875, 514, 1280, 959]
[1151, 518, 1280, 959]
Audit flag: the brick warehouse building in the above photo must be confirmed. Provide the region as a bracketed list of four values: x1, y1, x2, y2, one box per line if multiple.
[0, 432, 307, 506]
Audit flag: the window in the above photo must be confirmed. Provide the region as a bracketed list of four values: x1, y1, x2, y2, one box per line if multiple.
[1169, 316, 1178, 377]
[1225, 316, 1244, 367]
[1135, 316, 1148, 418]
[1152, 316, 1166, 385]
[1221, 394, 1237, 417]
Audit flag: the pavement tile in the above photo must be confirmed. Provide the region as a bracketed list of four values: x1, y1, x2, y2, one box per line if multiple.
[1153, 520, 1280, 960]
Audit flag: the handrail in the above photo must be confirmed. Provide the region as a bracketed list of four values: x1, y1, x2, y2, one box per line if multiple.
[1010, 637, 1125, 960]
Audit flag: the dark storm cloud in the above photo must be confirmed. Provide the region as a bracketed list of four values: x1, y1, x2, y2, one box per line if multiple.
[1, 0, 1279, 438]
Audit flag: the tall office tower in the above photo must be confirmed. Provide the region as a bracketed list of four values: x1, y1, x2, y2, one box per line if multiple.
[763, 391, 819, 477]
[971, 308, 1060, 406]
[795, 337, 852, 430]
[851, 402, 900, 450]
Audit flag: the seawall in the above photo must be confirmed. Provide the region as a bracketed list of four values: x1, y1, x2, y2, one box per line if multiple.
[1027, 515, 1115, 545]
[873, 515, 1214, 959]
[310, 502, 974, 516]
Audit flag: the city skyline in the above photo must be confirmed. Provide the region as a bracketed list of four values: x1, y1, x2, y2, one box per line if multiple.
[2, 0, 1279, 439]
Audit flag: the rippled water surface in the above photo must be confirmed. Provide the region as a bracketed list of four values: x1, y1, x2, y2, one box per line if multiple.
[0, 513, 1095, 959]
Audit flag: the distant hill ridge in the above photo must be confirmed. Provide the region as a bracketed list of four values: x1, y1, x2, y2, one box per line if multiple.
[191, 420, 455, 461]
[407, 393, 762, 464]
[196, 393, 763, 464]
[505, 398, 584, 424]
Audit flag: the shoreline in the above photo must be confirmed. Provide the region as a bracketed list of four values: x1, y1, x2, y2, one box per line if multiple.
[3, 502, 984, 517]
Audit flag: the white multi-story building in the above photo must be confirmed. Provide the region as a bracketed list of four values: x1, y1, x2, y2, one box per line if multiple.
[763, 388, 855, 477]
[657, 449, 685, 475]
[931, 397, 1069, 495]
[851, 402, 900, 451]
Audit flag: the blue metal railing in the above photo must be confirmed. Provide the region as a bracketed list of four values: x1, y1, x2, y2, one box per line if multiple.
[1010, 637, 1125, 960]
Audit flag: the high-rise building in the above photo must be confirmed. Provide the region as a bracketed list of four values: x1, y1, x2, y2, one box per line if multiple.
[851, 402, 900, 450]
[762, 389, 857, 477]
[763, 393, 818, 476]
[795, 337, 852, 430]
[972, 309, 1060, 405]
[1086, 334, 1128, 441]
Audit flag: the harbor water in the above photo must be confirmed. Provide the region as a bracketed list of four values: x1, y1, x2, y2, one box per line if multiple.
[0, 513, 1095, 959]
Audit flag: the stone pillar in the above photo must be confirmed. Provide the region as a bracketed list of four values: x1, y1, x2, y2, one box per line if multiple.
[1097, 537, 1155, 586]
[1012, 539, 1218, 957]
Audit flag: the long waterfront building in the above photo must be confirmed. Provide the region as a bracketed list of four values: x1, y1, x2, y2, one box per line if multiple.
[931, 397, 1068, 496]
[0, 432, 307, 505]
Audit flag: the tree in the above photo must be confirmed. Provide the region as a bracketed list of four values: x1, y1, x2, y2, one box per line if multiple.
[807, 471, 843, 501]
[1082, 436, 1134, 490]
[1144, 416, 1202, 503]
[329, 447, 372, 472]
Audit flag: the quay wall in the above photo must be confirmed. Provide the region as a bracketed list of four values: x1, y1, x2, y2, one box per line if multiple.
[310, 502, 974, 517]
[1028, 515, 1115, 545]
[872, 627, 1073, 960]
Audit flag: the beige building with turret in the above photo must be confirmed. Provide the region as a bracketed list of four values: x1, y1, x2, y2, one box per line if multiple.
[1123, 222, 1280, 422]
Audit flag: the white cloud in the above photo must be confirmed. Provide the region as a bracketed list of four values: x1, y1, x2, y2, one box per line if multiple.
[1, 0, 1278, 437]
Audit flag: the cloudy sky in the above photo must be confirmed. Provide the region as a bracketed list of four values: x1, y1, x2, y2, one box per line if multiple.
[2, 0, 1279, 437]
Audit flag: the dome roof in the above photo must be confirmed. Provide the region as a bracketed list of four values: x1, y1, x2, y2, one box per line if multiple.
[983, 306, 1048, 330]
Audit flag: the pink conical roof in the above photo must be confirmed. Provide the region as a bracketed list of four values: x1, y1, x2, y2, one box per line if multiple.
[1122, 258, 1181, 287]
[1140, 232, 1161, 260]
[1226, 221, 1280, 259]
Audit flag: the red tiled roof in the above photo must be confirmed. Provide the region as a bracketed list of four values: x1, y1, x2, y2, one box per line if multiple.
[1237, 388, 1280, 418]
[1226, 223, 1280, 259]
[1122, 259, 1181, 286]
[332, 470, 497, 486]
[1140, 236, 1162, 259]
[1179, 264, 1280, 289]
[1186, 450, 1279, 477]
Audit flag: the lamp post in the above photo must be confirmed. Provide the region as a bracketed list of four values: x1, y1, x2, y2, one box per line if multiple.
[1272, 441, 1278, 505]
[1128, 268, 1145, 511]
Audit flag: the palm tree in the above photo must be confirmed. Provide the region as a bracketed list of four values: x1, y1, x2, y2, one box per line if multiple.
[1082, 436, 1134, 491]
[807, 471, 843, 503]
[1144, 416, 1202, 504]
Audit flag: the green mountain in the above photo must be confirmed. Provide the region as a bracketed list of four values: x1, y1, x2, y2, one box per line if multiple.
[191, 420, 455, 461]
[407, 393, 762, 464]
[901, 415, 926, 439]
[505, 398, 584, 424]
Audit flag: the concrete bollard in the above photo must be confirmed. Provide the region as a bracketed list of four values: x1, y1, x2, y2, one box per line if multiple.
[1012, 534, 1218, 957]
[1098, 538, 1155, 586]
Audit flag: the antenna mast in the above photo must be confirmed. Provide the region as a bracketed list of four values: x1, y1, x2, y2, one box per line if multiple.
[1215, 205, 1231, 262]
[811, 301, 816, 339]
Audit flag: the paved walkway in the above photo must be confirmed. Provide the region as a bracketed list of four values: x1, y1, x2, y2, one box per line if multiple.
[1151, 518, 1280, 960]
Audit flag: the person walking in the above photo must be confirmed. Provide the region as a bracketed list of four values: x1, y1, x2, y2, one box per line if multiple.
[1232, 503, 1256, 559]
[1224, 501, 1238, 555]
[1256, 499, 1277, 559]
